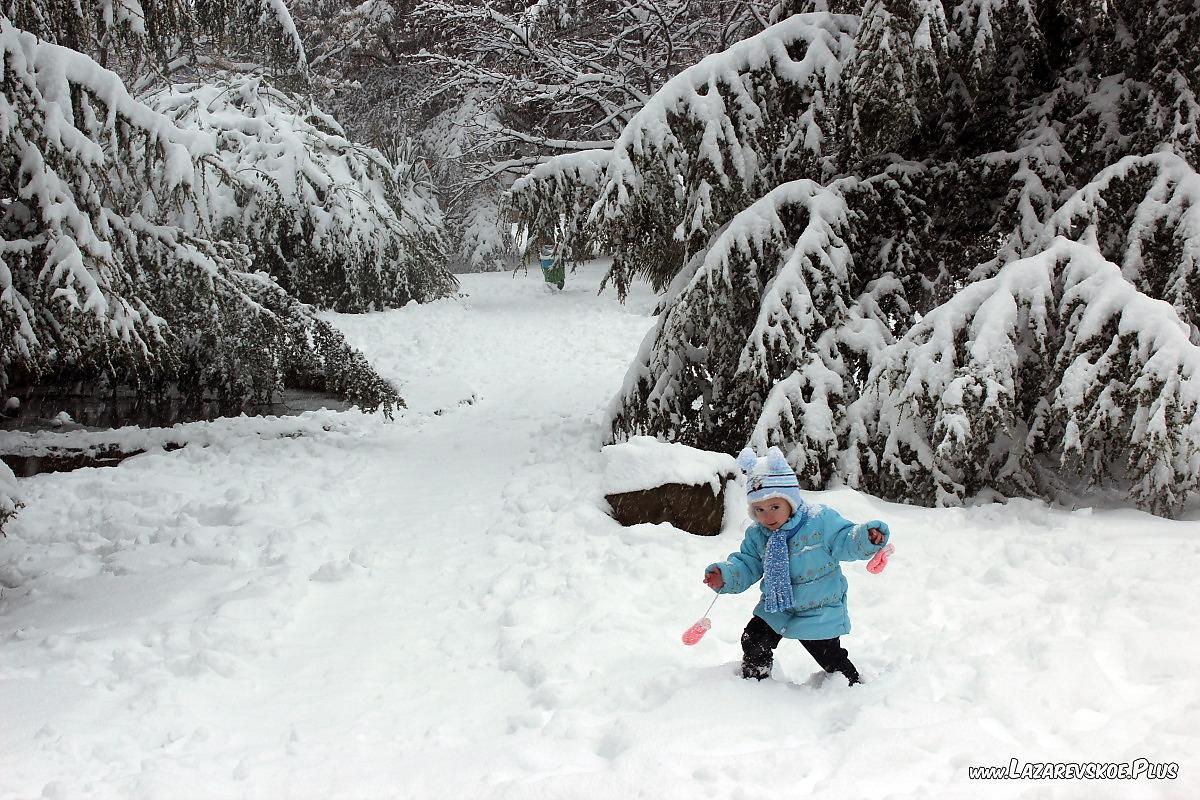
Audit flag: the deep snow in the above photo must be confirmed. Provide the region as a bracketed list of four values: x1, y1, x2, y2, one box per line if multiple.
[2, 262, 1198, 799]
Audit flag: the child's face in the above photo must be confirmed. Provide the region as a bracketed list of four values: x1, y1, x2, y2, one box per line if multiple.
[750, 498, 793, 531]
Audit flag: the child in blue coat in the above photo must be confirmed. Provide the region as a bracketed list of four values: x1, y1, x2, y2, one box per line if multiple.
[703, 447, 891, 684]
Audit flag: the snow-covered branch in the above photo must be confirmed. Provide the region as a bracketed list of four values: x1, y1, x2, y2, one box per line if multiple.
[0, 19, 402, 416]
[512, 12, 857, 297]
[591, 1, 1200, 516]
[148, 77, 456, 312]
[862, 238, 1200, 516]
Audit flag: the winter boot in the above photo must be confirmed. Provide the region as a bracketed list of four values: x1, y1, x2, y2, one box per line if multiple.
[740, 616, 780, 681]
[741, 662, 771, 681]
[833, 658, 861, 686]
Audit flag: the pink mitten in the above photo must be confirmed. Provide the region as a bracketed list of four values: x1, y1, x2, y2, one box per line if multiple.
[866, 543, 895, 574]
[681, 617, 712, 646]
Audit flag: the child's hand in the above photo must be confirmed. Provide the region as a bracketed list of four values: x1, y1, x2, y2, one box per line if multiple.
[703, 567, 724, 590]
[868, 527, 886, 545]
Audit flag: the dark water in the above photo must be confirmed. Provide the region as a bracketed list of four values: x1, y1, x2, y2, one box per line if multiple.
[1, 388, 353, 477]
[0, 388, 352, 433]
[1, 446, 183, 477]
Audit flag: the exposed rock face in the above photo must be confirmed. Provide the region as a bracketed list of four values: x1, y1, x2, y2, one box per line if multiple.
[605, 479, 733, 536]
[601, 436, 741, 535]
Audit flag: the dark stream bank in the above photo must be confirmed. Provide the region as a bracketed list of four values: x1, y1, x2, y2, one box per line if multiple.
[1, 388, 352, 477]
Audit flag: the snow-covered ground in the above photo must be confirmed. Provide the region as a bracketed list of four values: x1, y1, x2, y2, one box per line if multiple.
[2, 262, 1198, 799]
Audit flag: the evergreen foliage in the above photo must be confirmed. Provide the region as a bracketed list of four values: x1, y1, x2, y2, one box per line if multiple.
[1, 0, 463, 424]
[149, 77, 456, 312]
[519, 1, 1200, 516]
[3, 0, 308, 81]
[515, 13, 856, 295]
[0, 19, 402, 413]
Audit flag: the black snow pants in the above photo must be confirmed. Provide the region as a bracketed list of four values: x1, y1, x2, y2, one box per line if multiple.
[740, 614, 861, 685]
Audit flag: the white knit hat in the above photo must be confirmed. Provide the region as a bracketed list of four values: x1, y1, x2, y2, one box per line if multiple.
[737, 446, 803, 511]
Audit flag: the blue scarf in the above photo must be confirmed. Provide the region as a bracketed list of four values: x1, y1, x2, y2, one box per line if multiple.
[762, 503, 811, 613]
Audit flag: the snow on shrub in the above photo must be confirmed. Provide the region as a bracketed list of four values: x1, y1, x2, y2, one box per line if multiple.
[528, 2, 1200, 516]
[508, 149, 611, 272]
[609, 178, 860, 479]
[512, 13, 857, 297]
[857, 238, 1200, 517]
[0, 20, 401, 414]
[148, 77, 457, 312]
[1044, 153, 1200, 337]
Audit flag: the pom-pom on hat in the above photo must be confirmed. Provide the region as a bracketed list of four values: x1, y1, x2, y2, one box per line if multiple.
[737, 446, 803, 512]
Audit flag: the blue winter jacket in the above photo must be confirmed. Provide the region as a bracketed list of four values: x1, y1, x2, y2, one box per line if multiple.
[707, 504, 891, 640]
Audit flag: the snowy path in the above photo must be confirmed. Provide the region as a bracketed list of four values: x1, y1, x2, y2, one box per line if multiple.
[3, 263, 1200, 799]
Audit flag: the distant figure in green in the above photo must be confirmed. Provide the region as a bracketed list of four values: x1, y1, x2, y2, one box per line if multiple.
[539, 243, 564, 290]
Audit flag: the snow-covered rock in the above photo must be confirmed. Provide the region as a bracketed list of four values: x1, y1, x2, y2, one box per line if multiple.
[602, 436, 740, 535]
[602, 436, 739, 495]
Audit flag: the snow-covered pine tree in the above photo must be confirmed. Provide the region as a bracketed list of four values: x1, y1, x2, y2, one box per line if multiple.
[583, 13, 855, 298]
[1, 1, 423, 416]
[517, 1, 1200, 516]
[857, 233, 1199, 517]
[508, 149, 612, 271]
[844, 0, 949, 160]
[4, 0, 307, 81]
[455, 188, 515, 274]
[148, 77, 455, 311]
